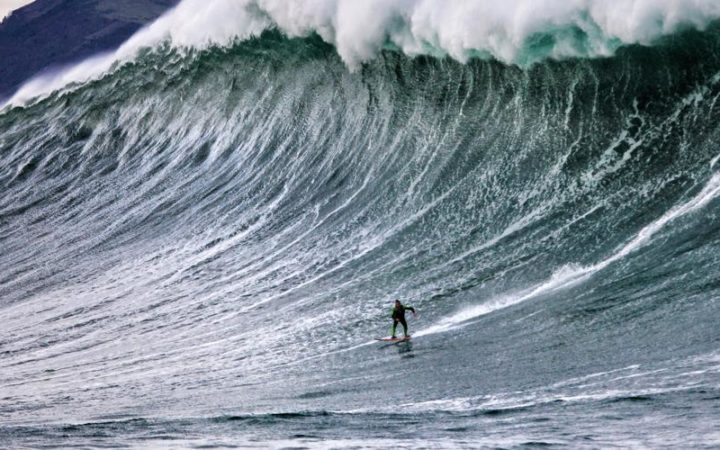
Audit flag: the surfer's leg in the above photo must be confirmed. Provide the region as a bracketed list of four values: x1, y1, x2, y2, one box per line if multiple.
[391, 320, 399, 338]
[400, 318, 408, 337]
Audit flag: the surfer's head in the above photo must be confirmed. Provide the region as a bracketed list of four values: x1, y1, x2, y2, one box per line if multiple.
[395, 299, 401, 307]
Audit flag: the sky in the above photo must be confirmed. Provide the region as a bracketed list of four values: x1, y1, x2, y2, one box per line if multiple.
[0, 0, 36, 21]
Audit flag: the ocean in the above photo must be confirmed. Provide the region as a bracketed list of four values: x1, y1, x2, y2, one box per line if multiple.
[1, 1, 720, 448]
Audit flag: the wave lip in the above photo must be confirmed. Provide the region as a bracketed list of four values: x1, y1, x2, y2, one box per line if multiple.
[6, 0, 720, 108]
[146, 0, 720, 67]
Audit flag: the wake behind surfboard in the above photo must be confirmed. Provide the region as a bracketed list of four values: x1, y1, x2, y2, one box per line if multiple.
[375, 336, 411, 342]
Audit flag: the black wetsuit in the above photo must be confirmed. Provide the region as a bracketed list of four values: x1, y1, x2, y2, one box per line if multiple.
[391, 303, 415, 337]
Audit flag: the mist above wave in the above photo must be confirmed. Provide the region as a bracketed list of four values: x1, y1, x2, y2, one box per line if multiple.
[246, 0, 720, 66]
[119, 0, 720, 68]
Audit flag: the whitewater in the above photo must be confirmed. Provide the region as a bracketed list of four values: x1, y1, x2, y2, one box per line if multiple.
[2, 1, 720, 448]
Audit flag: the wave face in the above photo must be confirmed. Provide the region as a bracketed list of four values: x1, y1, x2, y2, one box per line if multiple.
[2, 19, 720, 449]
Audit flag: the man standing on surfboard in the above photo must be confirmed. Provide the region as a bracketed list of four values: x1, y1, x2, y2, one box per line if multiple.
[391, 299, 417, 339]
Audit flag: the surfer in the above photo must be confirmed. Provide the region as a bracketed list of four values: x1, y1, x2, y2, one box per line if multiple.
[390, 299, 416, 338]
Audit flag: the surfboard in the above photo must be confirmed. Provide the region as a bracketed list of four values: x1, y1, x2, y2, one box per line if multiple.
[375, 336, 411, 342]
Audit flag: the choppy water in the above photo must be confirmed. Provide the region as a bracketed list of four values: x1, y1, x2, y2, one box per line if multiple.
[2, 4, 720, 448]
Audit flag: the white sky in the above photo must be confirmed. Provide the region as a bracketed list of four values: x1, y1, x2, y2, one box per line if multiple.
[0, 0, 37, 21]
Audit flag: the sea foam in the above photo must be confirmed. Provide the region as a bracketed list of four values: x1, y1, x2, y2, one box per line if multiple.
[6, 0, 720, 107]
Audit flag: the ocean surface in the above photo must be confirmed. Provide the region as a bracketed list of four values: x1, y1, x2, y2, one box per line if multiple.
[1, 1, 720, 448]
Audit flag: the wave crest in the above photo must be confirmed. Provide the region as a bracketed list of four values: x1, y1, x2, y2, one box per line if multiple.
[139, 0, 720, 67]
[5, 0, 720, 107]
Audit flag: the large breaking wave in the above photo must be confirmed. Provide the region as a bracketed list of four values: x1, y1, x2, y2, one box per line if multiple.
[2, 1, 720, 447]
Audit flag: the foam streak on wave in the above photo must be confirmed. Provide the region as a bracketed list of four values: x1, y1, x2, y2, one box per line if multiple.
[416, 169, 720, 337]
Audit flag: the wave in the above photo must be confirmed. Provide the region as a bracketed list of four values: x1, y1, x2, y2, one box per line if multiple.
[6, 0, 720, 106]
[3, 25, 720, 363]
[2, 6, 720, 446]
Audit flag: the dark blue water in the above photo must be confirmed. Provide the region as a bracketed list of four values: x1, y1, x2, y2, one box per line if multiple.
[0, 0, 178, 100]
